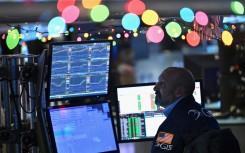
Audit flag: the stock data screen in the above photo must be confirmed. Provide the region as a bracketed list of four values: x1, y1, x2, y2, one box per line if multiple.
[48, 41, 111, 101]
[47, 102, 119, 153]
[116, 83, 166, 142]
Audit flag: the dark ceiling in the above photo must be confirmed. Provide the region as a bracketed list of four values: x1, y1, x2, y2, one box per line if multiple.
[0, 0, 236, 24]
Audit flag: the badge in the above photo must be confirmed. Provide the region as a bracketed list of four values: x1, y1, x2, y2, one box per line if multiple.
[156, 132, 174, 144]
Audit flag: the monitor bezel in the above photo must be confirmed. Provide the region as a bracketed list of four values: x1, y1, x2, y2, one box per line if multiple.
[115, 82, 157, 143]
[46, 101, 120, 153]
[35, 49, 53, 152]
[46, 40, 113, 103]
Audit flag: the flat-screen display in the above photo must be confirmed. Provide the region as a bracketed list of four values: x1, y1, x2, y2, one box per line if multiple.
[47, 40, 112, 102]
[115, 80, 204, 142]
[193, 79, 205, 106]
[46, 101, 120, 153]
[184, 53, 220, 103]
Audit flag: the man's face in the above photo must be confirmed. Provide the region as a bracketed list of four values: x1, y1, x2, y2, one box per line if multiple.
[154, 71, 176, 108]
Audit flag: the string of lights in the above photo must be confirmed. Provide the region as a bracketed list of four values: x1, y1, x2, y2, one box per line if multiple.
[2, 17, 243, 46]
[0, 0, 244, 50]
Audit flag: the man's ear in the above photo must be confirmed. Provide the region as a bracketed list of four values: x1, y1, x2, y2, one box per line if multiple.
[175, 86, 186, 98]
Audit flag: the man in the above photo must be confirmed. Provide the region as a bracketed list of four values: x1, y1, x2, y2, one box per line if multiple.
[151, 67, 220, 153]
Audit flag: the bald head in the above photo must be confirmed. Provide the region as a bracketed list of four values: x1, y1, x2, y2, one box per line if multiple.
[161, 67, 195, 95]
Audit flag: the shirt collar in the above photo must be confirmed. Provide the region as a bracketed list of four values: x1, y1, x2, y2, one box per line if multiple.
[163, 96, 186, 117]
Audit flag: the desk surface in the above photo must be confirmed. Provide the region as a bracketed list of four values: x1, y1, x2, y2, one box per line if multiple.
[217, 116, 245, 125]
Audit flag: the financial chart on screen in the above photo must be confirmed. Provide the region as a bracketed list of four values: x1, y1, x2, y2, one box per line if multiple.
[47, 40, 112, 101]
[46, 101, 119, 153]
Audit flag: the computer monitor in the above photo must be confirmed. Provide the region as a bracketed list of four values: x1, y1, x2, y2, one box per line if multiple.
[47, 40, 112, 102]
[184, 53, 220, 104]
[115, 80, 204, 142]
[193, 79, 205, 107]
[46, 101, 120, 153]
[115, 82, 163, 142]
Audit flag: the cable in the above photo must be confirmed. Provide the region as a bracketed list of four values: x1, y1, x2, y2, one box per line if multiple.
[8, 80, 23, 135]
[18, 84, 36, 114]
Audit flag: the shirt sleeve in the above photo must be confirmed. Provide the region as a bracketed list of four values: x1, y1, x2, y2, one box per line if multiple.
[151, 120, 186, 153]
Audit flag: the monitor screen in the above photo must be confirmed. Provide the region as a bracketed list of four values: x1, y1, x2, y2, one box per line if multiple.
[193, 79, 205, 107]
[46, 101, 120, 153]
[115, 81, 204, 142]
[47, 40, 112, 102]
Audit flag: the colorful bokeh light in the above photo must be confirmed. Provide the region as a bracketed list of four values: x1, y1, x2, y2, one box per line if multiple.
[62, 5, 80, 23]
[125, 0, 146, 15]
[82, 0, 102, 9]
[124, 33, 129, 38]
[116, 33, 121, 38]
[113, 41, 117, 46]
[6, 29, 20, 50]
[108, 36, 113, 40]
[222, 31, 233, 46]
[84, 33, 89, 38]
[146, 26, 164, 43]
[180, 7, 194, 22]
[90, 5, 109, 22]
[122, 13, 140, 30]
[142, 10, 159, 26]
[231, 1, 244, 15]
[133, 32, 138, 37]
[69, 27, 74, 32]
[77, 37, 82, 41]
[165, 21, 182, 38]
[181, 35, 186, 40]
[186, 31, 200, 47]
[57, 0, 76, 12]
[195, 11, 208, 26]
[48, 16, 66, 36]
[2, 34, 6, 40]
[65, 31, 69, 36]
[48, 17, 66, 36]
[41, 37, 47, 43]
[36, 32, 42, 39]
[48, 36, 52, 41]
